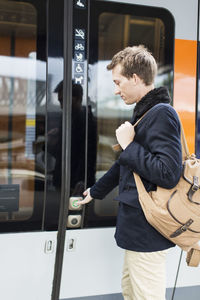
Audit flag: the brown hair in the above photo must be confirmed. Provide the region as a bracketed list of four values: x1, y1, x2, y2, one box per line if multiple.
[107, 45, 157, 85]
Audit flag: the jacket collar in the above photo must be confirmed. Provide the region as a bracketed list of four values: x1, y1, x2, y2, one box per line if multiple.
[131, 87, 171, 124]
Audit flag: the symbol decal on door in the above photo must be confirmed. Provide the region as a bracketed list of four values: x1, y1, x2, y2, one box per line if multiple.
[74, 41, 85, 51]
[75, 52, 84, 62]
[75, 0, 86, 9]
[75, 29, 85, 40]
[74, 75, 84, 85]
[75, 63, 84, 73]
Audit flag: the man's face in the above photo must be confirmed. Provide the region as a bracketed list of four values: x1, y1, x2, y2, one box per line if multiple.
[112, 64, 140, 105]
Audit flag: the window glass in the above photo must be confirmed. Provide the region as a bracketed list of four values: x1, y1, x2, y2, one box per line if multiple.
[85, 1, 174, 227]
[0, 0, 46, 225]
[42, 0, 64, 230]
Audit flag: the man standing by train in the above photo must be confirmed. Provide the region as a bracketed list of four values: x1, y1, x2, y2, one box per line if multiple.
[78, 45, 182, 300]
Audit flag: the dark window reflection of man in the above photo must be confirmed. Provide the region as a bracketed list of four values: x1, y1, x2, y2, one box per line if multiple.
[51, 81, 97, 196]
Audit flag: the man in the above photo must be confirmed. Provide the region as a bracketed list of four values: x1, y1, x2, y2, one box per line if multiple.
[78, 45, 182, 299]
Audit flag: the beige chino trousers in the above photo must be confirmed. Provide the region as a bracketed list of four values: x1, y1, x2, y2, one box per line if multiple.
[122, 249, 168, 300]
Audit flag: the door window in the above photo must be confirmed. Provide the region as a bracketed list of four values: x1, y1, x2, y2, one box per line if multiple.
[0, 0, 47, 231]
[84, 0, 174, 227]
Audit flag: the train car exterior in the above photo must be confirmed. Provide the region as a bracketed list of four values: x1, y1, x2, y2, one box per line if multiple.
[0, 0, 199, 299]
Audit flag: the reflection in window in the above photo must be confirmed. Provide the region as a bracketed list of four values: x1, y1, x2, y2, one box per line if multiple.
[0, 1, 45, 221]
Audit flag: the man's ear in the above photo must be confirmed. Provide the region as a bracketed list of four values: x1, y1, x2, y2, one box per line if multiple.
[132, 73, 142, 85]
[132, 73, 139, 85]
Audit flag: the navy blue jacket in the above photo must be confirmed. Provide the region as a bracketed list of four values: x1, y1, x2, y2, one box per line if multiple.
[90, 88, 182, 252]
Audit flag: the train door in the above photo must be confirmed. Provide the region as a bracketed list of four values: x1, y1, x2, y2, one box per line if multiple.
[0, 0, 199, 300]
[0, 0, 66, 299]
[57, 1, 199, 300]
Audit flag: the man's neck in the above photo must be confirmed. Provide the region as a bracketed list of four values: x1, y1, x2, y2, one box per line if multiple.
[137, 84, 154, 103]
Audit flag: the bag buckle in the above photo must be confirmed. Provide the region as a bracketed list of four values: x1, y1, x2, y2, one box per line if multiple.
[170, 219, 194, 238]
[192, 176, 199, 191]
[187, 176, 200, 203]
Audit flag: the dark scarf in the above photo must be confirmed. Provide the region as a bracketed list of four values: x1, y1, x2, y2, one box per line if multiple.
[131, 87, 171, 124]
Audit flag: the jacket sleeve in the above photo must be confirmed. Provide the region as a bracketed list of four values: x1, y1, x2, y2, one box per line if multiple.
[118, 106, 182, 189]
[90, 161, 120, 199]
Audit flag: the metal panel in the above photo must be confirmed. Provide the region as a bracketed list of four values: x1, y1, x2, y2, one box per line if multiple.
[59, 228, 124, 299]
[0, 231, 57, 300]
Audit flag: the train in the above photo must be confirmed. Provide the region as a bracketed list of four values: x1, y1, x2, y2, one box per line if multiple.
[0, 0, 200, 299]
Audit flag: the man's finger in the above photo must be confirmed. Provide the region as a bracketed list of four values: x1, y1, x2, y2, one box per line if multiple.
[125, 121, 132, 127]
[77, 198, 89, 205]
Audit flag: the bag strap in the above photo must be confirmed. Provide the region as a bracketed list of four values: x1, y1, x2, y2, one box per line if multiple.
[113, 105, 191, 206]
[112, 107, 190, 160]
[133, 112, 190, 194]
[180, 123, 190, 160]
[112, 112, 148, 152]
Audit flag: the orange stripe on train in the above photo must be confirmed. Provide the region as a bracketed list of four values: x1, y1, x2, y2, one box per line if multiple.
[173, 39, 197, 154]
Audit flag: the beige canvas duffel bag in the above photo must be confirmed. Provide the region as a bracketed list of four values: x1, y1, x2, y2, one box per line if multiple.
[113, 110, 200, 267]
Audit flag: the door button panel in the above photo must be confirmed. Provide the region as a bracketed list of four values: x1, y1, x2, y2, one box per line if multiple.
[67, 215, 82, 228]
[69, 196, 83, 210]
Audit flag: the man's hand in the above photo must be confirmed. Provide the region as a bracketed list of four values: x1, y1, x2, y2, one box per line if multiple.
[77, 188, 93, 205]
[116, 121, 135, 150]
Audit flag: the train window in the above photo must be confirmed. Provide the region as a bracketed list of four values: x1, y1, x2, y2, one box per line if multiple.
[85, 0, 174, 227]
[0, 0, 47, 231]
